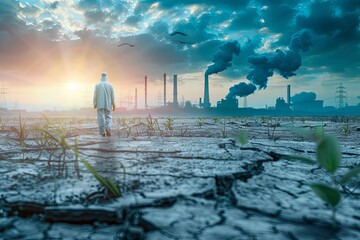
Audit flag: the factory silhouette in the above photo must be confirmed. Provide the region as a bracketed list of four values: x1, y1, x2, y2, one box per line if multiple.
[96, 75, 359, 117]
[1, 74, 359, 117]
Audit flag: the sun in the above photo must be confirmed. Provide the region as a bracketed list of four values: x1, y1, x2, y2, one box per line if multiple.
[67, 82, 79, 91]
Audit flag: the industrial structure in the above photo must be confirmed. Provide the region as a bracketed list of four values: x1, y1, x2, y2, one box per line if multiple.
[335, 83, 347, 108]
[163, 73, 166, 107]
[144, 75, 148, 109]
[173, 74, 178, 107]
[0, 79, 8, 110]
[287, 85, 291, 105]
[203, 74, 210, 108]
[217, 98, 238, 109]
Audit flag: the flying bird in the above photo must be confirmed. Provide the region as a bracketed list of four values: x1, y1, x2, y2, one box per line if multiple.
[169, 31, 188, 36]
[178, 41, 193, 44]
[117, 43, 135, 47]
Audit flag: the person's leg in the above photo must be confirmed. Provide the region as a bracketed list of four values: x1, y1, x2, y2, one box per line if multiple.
[105, 109, 112, 136]
[97, 109, 106, 136]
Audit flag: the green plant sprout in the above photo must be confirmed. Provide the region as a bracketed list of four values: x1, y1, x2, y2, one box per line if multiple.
[282, 132, 360, 225]
[238, 130, 248, 146]
[9, 114, 28, 160]
[197, 117, 205, 128]
[342, 123, 350, 136]
[164, 117, 174, 131]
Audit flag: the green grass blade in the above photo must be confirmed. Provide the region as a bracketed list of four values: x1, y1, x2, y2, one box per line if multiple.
[107, 178, 121, 197]
[81, 160, 120, 197]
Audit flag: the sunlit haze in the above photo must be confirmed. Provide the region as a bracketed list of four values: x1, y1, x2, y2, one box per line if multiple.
[0, 0, 359, 111]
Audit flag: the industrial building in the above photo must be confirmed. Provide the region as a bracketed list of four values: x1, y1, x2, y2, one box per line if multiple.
[292, 100, 324, 112]
[216, 98, 238, 109]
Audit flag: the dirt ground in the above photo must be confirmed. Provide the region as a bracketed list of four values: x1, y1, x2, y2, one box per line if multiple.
[0, 115, 359, 240]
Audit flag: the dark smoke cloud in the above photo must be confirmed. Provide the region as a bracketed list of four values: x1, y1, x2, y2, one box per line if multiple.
[226, 28, 319, 98]
[291, 92, 316, 103]
[205, 41, 240, 76]
[226, 82, 256, 99]
[290, 29, 318, 52]
[246, 49, 301, 89]
[246, 28, 319, 89]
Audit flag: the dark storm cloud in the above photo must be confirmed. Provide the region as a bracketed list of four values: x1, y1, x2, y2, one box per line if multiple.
[295, 1, 360, 42]
[171, 14, 218, 44]
[228, 8, 261, 30]
[293, 0, 360, 78]
[291, 92, 316, 103]
[260, 4, 296, 33]
[289, 29, 318, 52]
[337, 0, 360, 12]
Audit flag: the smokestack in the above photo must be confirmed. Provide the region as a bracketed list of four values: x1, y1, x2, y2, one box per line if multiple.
[135, 88, 137, 110]
[203, 74, 210, 108]
[173, 75, 178, 106]
[199, 97, 202, 107]
[163, 73, 166, 107]
[145, 75, 148, 109]
[287, 85, 291, 105]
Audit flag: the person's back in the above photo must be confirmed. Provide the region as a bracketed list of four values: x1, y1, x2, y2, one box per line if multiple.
[93, 72, 115, 137]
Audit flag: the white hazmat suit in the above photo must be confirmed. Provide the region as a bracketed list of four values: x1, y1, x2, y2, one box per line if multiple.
[93, 72, 115, 136]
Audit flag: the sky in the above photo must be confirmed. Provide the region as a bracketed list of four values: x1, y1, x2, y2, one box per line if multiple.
[0, 0, 359, 110]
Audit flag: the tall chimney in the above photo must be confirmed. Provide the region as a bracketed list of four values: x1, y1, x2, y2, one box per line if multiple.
[163, 73, 166, 107]
[173, 75, 178, 106]
[135, 88, 137, 110]
[145, 75, 148, 109]
[199, 97, 202, 107]
[287, 85, 291, 105]
[204, 74, 210, 108]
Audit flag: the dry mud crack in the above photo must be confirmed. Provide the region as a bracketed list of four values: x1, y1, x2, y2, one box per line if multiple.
[0, 118, 360, 239]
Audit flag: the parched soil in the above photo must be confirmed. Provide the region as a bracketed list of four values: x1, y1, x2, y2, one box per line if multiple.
[0, 116, 359, 240]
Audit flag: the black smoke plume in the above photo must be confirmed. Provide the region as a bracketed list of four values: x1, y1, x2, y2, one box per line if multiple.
[226, 82, 256, 99]
[291, 92, 317, 103]
[205, 41, 240, 76]
[247, 50, 301, 89]
[226, 29, 318, 99]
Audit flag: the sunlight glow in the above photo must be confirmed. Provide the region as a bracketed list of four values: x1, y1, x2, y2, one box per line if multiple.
[67, 82, 79, 91]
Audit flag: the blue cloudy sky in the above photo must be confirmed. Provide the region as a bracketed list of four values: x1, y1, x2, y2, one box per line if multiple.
[0, 0, 359, 109]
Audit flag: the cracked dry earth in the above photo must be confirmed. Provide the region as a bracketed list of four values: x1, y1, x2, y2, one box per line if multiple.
[0, 117, 360, 240]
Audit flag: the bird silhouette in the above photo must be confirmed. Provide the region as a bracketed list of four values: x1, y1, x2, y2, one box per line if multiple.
[169, 31, 187, 36]
[117, 43, 135, 47]
[178, 41, 193, 44]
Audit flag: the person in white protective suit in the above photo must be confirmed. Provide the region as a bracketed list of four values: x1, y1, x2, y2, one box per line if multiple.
[93, 72, 115, 137]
